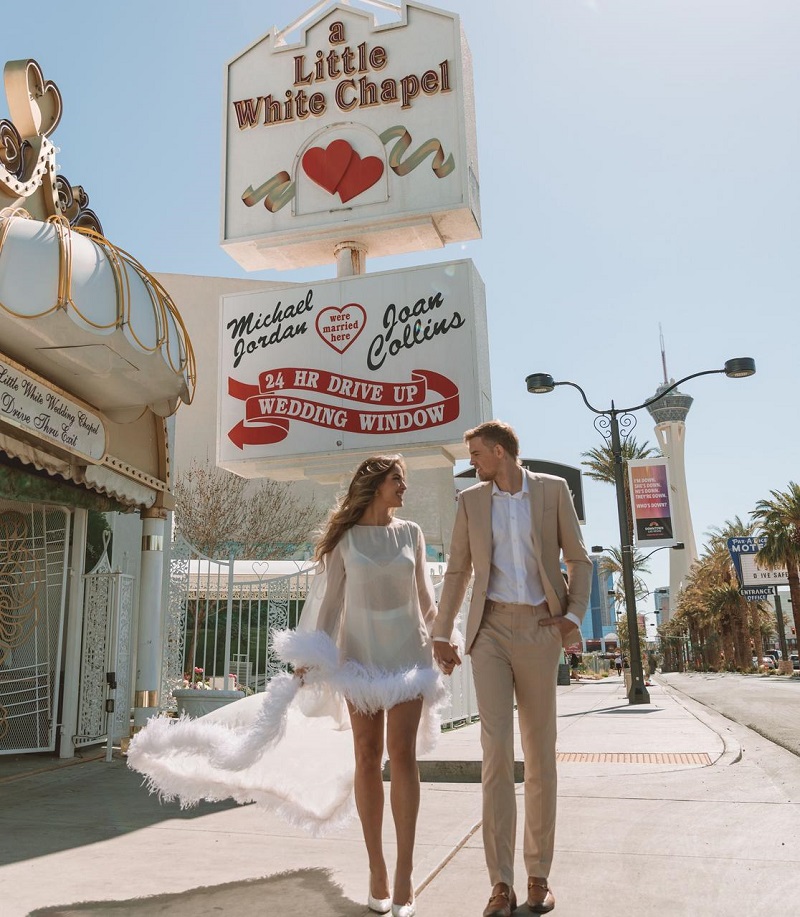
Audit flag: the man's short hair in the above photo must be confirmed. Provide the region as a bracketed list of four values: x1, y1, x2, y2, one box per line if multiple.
[464, 420, 520, 460]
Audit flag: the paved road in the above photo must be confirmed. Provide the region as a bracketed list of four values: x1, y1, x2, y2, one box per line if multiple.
[660, 671, 800, 757]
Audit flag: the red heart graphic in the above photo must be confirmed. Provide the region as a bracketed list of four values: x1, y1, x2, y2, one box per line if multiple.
[337, 152, 384, 203]
[316, 303, 367, 354]
[302, 139, 384, 203]
[302, 139, 353, 195]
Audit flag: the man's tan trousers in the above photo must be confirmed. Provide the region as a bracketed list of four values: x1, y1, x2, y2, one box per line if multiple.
[470, 600, 561, 887]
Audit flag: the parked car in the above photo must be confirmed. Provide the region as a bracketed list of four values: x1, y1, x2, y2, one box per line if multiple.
[760, 656, 777, 669]
[790, 653, 799, 671]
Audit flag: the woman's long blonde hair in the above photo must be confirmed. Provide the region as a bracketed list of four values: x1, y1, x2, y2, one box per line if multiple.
[314, 455, 405, 561]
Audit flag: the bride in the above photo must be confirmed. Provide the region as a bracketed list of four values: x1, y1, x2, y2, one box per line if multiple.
[127, 455, 453, 917]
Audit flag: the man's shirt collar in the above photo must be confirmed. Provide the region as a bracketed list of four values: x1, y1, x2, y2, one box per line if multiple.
[491, 470, 528, 499]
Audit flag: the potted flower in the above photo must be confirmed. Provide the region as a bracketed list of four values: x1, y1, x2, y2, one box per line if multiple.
[172, 667, 245, 717]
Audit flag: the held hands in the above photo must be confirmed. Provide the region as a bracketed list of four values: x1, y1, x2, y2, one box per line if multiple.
[539, 615, 580, 646]
[433, 641, 461, 676]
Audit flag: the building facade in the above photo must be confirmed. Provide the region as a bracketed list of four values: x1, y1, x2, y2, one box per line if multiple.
[0, 60, 194, 756]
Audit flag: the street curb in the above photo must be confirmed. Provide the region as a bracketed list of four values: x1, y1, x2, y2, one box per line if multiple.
[655, 676, 742, 765]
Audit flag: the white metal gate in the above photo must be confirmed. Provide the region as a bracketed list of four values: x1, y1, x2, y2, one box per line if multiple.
[162, 538, 314, 706]
[161, 539, 477, 729]
[0, 501, 70, 754]
[74, 535, 134, 748]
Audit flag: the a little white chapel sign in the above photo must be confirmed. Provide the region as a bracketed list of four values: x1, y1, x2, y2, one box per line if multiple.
[222, 1, 480, 271]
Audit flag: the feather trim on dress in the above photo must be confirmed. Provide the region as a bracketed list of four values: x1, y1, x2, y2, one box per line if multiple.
[127, 629, 445, 835]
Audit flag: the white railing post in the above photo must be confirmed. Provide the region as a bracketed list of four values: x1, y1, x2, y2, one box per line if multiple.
[223, 550, 235, 690]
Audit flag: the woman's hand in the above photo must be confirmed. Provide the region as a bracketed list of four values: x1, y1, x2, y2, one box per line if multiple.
[433, 641, 461, 676]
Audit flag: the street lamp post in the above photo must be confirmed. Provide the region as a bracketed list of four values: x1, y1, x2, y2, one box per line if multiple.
[526, 357, 756, 705]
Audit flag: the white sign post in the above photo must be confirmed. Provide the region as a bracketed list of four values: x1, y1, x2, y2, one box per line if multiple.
[218, 260, 489, 479]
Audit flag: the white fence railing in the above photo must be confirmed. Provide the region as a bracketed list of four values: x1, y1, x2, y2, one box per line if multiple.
[167, 546, 477, 730]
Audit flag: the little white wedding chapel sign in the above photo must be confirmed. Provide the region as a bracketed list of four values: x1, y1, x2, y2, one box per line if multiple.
[0, 352, 106, 462]
[222, 1, 480, 270]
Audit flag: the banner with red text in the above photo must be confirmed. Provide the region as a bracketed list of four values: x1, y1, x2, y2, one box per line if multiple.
[218, 260, 490, 479]
[628, 457, 676, 547]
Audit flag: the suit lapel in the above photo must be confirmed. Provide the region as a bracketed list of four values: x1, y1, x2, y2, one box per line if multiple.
[528, 473, 544, 556]
[475, 482, 493, 555]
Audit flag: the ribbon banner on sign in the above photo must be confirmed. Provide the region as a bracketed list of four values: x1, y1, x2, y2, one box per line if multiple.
[241, 125, 455, 212]
[227, 367, 459, 449]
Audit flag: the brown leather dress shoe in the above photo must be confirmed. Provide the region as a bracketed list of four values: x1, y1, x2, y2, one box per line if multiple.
[526, 878, 555, 913]
[483, 886, 517, 917]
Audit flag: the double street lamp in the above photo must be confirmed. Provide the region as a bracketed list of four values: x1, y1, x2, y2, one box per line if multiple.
[526, 357, 756, 705]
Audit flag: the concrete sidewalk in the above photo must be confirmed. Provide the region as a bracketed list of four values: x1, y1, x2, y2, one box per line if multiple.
[1, 675, 798, 916]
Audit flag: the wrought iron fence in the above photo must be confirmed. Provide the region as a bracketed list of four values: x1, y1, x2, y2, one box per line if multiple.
[0, 502, 70, 754]
[164, 541, 477, 729]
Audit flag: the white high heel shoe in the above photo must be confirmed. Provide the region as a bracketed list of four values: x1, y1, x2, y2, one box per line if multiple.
[391, 899, 415, 917]
[368, 891, 391, 914]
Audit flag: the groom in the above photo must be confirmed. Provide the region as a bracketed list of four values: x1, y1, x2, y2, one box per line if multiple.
[433, 421, 591, 916]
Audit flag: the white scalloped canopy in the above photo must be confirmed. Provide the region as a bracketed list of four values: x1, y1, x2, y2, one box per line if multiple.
[0, 214, 195, 421]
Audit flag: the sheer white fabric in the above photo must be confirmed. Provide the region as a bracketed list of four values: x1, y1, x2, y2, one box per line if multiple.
[127, 518, 444, 836]
[308, 519, 437, 673]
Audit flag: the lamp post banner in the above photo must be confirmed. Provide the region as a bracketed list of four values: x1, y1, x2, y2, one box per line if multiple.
[627, 457, 676, 547]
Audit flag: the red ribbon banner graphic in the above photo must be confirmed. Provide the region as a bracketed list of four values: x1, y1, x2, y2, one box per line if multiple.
[227, 368, 459, 449]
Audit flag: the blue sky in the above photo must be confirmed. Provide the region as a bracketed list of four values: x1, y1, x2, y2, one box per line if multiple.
[2, 0, 797, 601]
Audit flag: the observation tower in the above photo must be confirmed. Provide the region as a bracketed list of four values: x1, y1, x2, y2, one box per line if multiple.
[645, 332, 699, 620]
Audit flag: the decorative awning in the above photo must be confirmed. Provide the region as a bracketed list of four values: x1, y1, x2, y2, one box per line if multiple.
[0, 428, 157, 510]
[0, 59, 195, 424]
[0, 59, 195, 511]
[0, 212, 195, 422]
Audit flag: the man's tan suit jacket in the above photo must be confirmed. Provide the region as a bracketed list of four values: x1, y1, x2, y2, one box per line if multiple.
[433, 471, 593, 654]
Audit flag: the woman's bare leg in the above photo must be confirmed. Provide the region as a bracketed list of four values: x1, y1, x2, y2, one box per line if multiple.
[349, 704, 390, 900]
[386, 698, 423, 905]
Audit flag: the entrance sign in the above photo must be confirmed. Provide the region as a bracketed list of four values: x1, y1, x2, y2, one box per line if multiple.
[628, 457, 675, 547]
[218, 260, 489, 479]
[738, 586, 776, 600]
[222, 2, 480, 270]
[0, 352, 106, 462]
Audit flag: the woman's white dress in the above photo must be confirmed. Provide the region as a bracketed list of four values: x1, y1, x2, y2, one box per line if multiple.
[126, 519, 445, 835]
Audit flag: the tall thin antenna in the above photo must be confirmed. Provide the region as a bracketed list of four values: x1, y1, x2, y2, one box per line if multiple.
[659, 323, 669, 384]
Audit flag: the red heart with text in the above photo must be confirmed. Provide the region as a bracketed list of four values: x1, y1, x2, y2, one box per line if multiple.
[316, 303, 367, 354]
[302, 140, 383, 203]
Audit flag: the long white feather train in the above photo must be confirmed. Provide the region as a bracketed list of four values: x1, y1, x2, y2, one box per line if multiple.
[126, 629, 445, 836]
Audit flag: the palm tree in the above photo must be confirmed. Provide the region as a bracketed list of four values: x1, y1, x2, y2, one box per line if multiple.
[597, 545, 651, 611]
[672, 517, 770, 671]
[752, 483, 800, 652]
[705, 516, 755, 551]
[581, 437, 659, 540]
